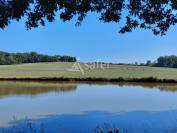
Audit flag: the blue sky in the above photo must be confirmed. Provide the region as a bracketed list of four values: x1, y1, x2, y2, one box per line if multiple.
[0, 14, 177, 63]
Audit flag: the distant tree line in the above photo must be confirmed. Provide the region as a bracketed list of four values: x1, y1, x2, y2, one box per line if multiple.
[0, 51, 76, 65]
[137, 55, 177, 68]
[109, 55, 177, 69]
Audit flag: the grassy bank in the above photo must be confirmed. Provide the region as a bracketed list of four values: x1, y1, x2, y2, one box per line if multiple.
[0, 62, 177, 83]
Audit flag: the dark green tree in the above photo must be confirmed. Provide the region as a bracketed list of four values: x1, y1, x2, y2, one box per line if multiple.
[146, 60, 152, 66]
[0, 0, 177, 35]
[156, 55, 177, 68]
[0, 51, 76, 65]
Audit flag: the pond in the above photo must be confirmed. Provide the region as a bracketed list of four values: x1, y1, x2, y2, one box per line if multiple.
[0, 81, 177, 133]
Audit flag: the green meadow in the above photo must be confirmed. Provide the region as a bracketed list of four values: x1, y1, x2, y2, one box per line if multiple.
[0, 62, 177, 81]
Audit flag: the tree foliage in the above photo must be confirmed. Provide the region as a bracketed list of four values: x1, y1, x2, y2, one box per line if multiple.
[0, 51, 76, 65]
[144, 55, 177, 68]
[155, 55, 177, 68]
[0, 0, 177, 35]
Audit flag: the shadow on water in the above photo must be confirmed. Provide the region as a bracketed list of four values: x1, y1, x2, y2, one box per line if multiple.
[1, 81, 177, 98]
[1, 110, 177, 133]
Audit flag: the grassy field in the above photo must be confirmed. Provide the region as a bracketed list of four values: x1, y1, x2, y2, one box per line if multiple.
[0, 62, 177, 82]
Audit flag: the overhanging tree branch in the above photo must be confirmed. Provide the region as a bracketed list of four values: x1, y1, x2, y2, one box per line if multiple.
[0, 0, 177, 35]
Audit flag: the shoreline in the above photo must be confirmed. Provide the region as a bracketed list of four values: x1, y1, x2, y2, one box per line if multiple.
[0, 77, 176, 83]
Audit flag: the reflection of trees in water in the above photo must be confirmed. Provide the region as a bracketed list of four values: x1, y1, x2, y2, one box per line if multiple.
[117, 82, 177, 92]
[78, 82, 177, 92]
[0, 81, 177, 98]
[0, 81, 77, 97]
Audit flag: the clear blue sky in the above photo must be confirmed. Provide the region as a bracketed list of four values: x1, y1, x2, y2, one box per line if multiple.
[0, 14, 177, 63]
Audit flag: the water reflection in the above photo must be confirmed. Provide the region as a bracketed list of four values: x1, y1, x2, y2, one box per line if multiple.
[0, 81, 77, 98]
[117, 82, 177, 92]
[0, 81, 177, 132]
[1, 81, 177, 99]
[1, 110, 177, 133]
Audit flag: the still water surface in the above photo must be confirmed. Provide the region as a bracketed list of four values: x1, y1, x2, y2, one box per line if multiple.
[0, 81, 177, 132]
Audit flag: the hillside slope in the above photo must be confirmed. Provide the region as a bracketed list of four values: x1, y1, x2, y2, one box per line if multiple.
[0, 62, 176, 81]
